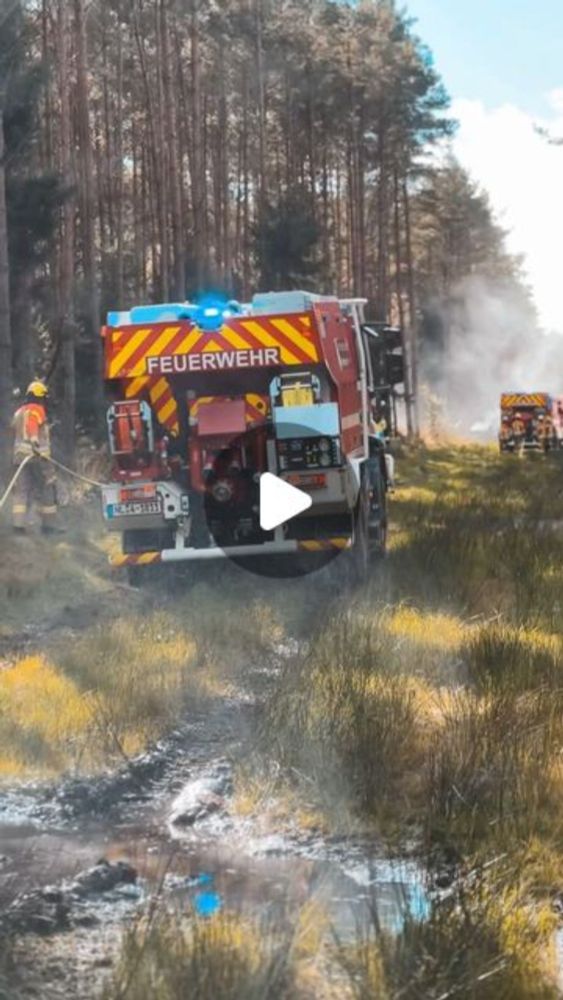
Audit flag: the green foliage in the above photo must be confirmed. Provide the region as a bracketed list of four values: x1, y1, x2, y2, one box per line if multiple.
[1, 0, 64, 384]
[253, 190, 321, 290]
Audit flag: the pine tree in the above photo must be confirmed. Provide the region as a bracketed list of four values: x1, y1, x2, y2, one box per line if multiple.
[0, 1, 63, 481]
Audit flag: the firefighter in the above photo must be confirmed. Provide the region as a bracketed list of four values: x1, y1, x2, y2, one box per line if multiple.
[499, 415, 513, 451]
[538, 411, 554, 453]
[511, 411, 525, 452]
[11, 380, 61, 534]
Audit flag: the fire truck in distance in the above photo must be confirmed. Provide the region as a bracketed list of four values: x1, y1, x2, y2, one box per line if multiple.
[101, 292, 403, 580]
[499, 392, 560, 452]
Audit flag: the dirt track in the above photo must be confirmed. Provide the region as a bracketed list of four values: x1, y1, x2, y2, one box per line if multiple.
[0, 594, 428, 999]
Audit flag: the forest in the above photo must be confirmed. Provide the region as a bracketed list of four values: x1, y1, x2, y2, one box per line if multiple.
[0, 0, 536, 477]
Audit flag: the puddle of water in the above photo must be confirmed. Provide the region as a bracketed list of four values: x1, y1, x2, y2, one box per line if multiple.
[0, 819, 430, 939]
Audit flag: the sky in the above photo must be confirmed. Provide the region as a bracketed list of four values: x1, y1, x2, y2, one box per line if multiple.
[406, 0, 563, 333]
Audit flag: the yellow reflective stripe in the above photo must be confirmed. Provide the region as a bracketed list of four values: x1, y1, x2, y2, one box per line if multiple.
[136, 552, 160, 565]
[126, 376, 149, 398]
[173, 330, 203, 354]
[12, 505, 27, 513]
[204, 339, 222, 352]
[39, 506, 57, 515]
[149, 378, 169, 405]
[270, 318, 319, 361]
[110, 551, 161, 568]
[145, 326, 181, 360]
[128, 327, 182, 377]
[109, 329, 152, 378]
[299, 537, 351, 552]
[241, 320, 300, 365]
[157, 398, 177, 425]
[221, 326, 252, 350]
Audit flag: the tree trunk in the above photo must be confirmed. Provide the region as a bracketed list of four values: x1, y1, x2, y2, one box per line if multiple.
[190, 0, 204, 291]
[403, 175, 419, 436]
[0, 106, 13, 486]
[155, 0, 170, 300]
[74, 0, 103, 423]
[115, 15, 125, 305]
[56, 0, 76, 463]
[161, 1, 185, 300]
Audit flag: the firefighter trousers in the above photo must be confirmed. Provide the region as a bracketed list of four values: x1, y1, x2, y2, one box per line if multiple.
[12, 457, 57, 529]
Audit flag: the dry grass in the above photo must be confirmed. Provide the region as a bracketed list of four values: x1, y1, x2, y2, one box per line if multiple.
[337, 864, 558, 1000]
[0, 611, 204, 775]
[258, 445, 563, 861]
[104, 910, 297, 1000]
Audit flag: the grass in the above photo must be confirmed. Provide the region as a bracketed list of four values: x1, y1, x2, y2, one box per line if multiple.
[0, 542, 326, 777]
[3, 441, 563, 995]
[255, 444, 563, 855]
[0, 495, 115, 635]
[337, 863, 558, 1000]
[104, 911, 298, 1000]
[0, 611, 202, 774]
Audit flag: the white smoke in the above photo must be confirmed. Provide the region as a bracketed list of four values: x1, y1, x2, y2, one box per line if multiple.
[452, 95, 563, 336]
[423, 275, 563, 439]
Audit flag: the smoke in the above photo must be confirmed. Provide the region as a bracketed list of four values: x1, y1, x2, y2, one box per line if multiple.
[421, 275, 563, 439]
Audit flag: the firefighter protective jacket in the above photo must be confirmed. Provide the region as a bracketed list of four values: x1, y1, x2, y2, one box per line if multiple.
[12, 402, 51, 460]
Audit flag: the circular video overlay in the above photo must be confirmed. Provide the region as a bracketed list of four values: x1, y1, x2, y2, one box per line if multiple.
[201, 419, 350, 579]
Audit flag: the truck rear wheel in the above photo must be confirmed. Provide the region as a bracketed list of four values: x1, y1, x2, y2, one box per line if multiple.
[346, 476, 371, 586]
[368, 459, 387, 558]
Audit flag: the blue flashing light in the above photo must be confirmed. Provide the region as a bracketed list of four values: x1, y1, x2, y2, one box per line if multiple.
[193, 890, 222, 918]
[108, 295, 244, 332]
[192, 295, 242, 332]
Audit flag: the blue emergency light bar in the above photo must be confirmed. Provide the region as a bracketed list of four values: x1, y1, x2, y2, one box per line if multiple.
[107, 297, 244, 331]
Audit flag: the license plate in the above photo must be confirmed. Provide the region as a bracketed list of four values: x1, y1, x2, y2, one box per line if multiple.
[108, 500, 161, 517]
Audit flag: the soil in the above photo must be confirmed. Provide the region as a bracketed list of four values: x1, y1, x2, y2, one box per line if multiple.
[0, 600, 429, 999]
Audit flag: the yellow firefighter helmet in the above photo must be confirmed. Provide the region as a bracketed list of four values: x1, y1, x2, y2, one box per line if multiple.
[26, 380, 49, 399]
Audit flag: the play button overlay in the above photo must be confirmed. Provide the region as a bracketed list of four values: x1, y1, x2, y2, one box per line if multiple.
[201, 418, 348, 579]
[259, 473, 312, 531]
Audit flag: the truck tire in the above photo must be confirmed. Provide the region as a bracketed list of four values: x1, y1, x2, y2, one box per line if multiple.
[347, 476, 371, 586]
[368, 460, 387, 558]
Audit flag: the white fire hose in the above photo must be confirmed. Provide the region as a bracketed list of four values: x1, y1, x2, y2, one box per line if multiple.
[0, 453, 105, 514]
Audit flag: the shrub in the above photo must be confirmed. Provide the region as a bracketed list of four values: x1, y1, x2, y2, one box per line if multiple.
[264, 608, 422, 821]
[425, 687, 563, 844]
[105, 911, 295, 1000]
[338, 868, 557, 1000]
[462, 623, 563, 693]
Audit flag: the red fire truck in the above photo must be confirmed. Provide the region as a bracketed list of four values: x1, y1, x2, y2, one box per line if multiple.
[101, 292, 396, 580]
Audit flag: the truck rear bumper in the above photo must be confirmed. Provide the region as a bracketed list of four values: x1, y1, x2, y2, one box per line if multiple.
[111, 536, 352, 567]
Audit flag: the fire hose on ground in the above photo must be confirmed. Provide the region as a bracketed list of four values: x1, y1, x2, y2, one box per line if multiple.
[0, 453, 106, 514]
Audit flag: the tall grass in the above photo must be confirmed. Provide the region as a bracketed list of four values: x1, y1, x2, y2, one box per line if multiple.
[257, 446, 563, 852]
[0, 612, 203, 774]
[262, 607, 424, 824]
[338, 867, 557, 1000]
[104, 911, 296, 1000]
[426, 687, 563, 845]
